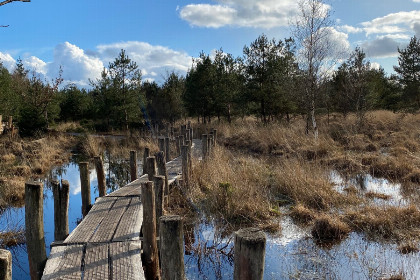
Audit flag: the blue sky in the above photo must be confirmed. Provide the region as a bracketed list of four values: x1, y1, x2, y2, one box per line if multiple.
[1, 0, 420, 86]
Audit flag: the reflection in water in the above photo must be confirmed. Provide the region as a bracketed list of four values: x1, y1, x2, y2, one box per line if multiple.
[186, 216, 420, 280]
[0, 152, 138, 280]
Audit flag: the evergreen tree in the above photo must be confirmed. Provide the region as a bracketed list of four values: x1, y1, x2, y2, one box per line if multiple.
[394, 36, 420, 110]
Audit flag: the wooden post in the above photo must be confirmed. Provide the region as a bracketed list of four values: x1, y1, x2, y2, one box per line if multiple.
[153, 176, 165, 233]
[141, 181, 160, 280]
[186, 128, 191, 142]
[0, 249, 12, 280]
[94, 156, 106, 197]
[202, 134, 208, 159]
[8, 116, 12, 129]
[233, 228, 266, 280]
[130, 150, 138, 182]
[146, 156, 157, 181]
[213, 129, 217, 146]
[165, 137, 170, 162]
[143, 147, 150, 175]
[179, 135, 184, 154]
[175, 136, 180, 156]
[207, 134, 212, 156]
[159, 215, 185, 280]
[155, 151, 169, 197]
[181, 145, 189, 187]
[181, 125, 186, 140]
[189, 127, 193, 142]
[25, 181, 46, 280]
[158, 137, 165, 153]
[79, 162, 91, 217]
[170, 126, 174, 140]
[52, 180, 69, 241]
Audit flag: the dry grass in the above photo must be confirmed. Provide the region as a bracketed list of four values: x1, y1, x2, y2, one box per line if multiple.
[344, 205, 420, 241]
[0, 229, 25, 247]
[186, 111, 420, 242]
[0, 134, 76, 207]
[311, 215, 351, 244]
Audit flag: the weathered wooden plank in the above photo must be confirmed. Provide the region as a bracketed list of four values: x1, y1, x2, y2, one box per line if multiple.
[89, 197, 131, 242]
[41, 245, 84, 280]
[113, 197, 143, 242]
[109, 241, 144, 280]
[84, 243, 109, 280]
[65, 197, 117, 243]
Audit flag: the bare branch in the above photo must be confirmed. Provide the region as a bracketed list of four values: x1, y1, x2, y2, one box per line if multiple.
[0, 0, 30, 6]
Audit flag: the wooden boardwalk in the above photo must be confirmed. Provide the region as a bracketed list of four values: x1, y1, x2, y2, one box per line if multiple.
[41, 140, 199, 280]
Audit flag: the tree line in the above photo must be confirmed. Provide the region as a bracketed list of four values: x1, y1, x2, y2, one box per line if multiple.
[0, 34, 419, 136]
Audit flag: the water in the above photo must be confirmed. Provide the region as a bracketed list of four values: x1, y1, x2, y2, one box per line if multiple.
[2, 160, 420, 279]
[0, 154, 131, 279]
[185, 216, 420, 279]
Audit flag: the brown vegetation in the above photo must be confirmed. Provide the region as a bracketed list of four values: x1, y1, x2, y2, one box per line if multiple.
[186, 111, 420, 244]
[0, 134, 76, 207]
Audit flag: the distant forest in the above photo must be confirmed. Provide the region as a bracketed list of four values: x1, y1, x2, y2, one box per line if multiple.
[0, 34, 419, 136]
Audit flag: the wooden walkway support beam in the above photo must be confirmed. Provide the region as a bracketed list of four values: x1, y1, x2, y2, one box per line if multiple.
[0, 249, 12, 280]
[94, 156, 106, 197]
[25, 181, 47, 280]
[52, 180, 69, 241]
[141, 181, 160, 280]
[233, 228, 266, 280]
[159, 215, 184, 280]
[79, 162, 91, 217]
[158, 138, 165, 153]
[155, 151, 169, 200]
[130, 150, 138, 182]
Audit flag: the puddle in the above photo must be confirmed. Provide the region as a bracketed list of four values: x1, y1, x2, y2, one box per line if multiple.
[330, 171, 410, 207]
[0, 153, 133, 279]
[185, 216, 420, 280]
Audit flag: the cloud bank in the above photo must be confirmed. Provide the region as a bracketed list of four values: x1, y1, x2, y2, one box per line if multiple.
[0, 41, 193, 87]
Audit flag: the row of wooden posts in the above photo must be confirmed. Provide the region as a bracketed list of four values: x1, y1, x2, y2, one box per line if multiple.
[1, 123, 267, 280]
[0, 115, 17, 138]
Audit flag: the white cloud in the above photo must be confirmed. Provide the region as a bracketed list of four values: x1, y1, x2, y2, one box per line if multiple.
[413, 0, 420, 3]
[47, 42, 104, 87]
[370, 62, 381, 70]
[338, 25, 363, 34]
[0, 52, 15, 72]
[96, 41, 192, 80]
[23, 56, 47, 75]
[324, 27, 351, 59]
[361, 10, 420, 36]
[0, 41, 193, 87]
[179, 0, 299, 28]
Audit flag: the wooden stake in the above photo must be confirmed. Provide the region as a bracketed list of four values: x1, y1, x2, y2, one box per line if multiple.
[212, 129, 217, 145]
[130, 150, 138, 182]
[25, 181, 46, 280]
[155, 151, 169, 199]
[146, 156, 157, 181]
[52, 180, 69, 241]
[158, 137, 165, 153]
[165, 137, 170, 162]
[94, 156, 106, 197]
[233, 228, 266, 280]
[153, 176, 165, 233]
[0, 249, 11, 280]
[141, 181, 160, 280]
[202, 134, 208, 159]
[143, 147, 150, 175]
[181, 145, 189, 187]
[79, 162, 91, 217]
[159, 215, 184, 280]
